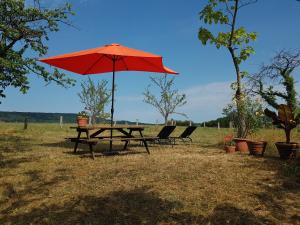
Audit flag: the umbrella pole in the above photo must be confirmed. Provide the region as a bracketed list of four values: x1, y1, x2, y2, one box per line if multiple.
[110, 58, 116, 152]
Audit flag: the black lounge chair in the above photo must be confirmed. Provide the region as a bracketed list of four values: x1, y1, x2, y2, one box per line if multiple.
[170, 126, 197, 144]
[148, 125, 176, 145]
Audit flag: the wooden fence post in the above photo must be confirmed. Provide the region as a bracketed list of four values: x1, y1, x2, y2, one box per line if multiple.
[24, 118, 28, 130]
[60, 116, 63, 128]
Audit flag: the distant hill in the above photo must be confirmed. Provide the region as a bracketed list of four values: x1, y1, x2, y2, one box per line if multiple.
[0, 111, 150, 125]
[0, 111, 77, 123]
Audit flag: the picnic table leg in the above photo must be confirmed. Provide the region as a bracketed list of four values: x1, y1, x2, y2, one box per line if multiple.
[74, 131, 82, 153]
[142, 139, 150, 154]
[123, 130, 133, 150]
[138, 130, 144, 146]
[89, 143, 95, 160]
[85, 130, 89, 138]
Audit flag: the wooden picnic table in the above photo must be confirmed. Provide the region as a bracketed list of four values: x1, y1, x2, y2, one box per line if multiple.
[69, 125, 153, 159]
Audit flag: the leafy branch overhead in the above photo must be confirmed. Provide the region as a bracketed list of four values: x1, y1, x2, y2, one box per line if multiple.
[143, 75, 187, 124]
[0, 0, 76, 101]
[199, 0, 257, 65]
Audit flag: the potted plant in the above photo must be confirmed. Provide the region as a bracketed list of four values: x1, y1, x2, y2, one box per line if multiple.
[224, 140, 236, 154]
[265, 104, 299, 159]
[247, 140, 268, 156]
[223, 96, 266, 153]
[77, 111, 89, 127]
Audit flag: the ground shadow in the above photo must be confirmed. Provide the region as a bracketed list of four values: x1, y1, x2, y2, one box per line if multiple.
[245, 156, 300, 224]
[0, 186, 277, 225]
[209, 203, 275, 225]
[0, 134, 37, 169]
[40, 140, 151, 158]
[0, 153, 36, 169]
[0, 168, 71, 218]
[0, 186, 205, 225]
[0, 135, 33, 153]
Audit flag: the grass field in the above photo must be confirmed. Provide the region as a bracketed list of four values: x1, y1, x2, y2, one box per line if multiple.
[0, 123, 299, 224]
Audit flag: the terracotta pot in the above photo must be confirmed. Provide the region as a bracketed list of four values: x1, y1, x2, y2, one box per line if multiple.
[77, 117, 88, 127]
[225, 145, 236, 153]
[234, 138, 249, 153]
[247, 141, 267, 156]
[275, 142, 299, 159]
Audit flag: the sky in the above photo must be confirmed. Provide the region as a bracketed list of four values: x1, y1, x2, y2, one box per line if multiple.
[1, 0, 300, 123]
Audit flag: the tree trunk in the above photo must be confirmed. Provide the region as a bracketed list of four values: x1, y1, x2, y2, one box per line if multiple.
[91, 114, 96, 125]
[164, 115, 168, 125]
[285, 128, 291, 143]
[228, 48, 247, 138]
[226, 0, 247, 138]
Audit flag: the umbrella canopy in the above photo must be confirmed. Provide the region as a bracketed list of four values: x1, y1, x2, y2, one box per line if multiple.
[40, 43, 178, 75]
[40, 43, 178, 152]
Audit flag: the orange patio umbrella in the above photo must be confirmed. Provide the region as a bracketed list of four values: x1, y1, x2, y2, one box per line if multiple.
[40, 43, 178, 151]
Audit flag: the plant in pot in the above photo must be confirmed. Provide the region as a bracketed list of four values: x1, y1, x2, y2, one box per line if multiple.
[77, 111, 89, 127]
[264, 105, 299, 159]
[224, 140, 236, 154]
[223, 96, 265, 153]
[246, 110, 269, 156]
[247, 50, 300, 159]
[247, 140, 268, 157]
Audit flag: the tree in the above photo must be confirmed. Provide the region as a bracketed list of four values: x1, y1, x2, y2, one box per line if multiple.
[143, 75, 187, 125]
[78, 77, 111, 124]
[247, 50, 300, 111]
[0, 0, 75, 102]
[198, 0, 257, 138]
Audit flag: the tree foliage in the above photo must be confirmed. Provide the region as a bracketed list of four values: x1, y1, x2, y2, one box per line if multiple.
[198, 0, 257, 138]
[0, 0, 75, 101]
[143, 75, 187, 124]
[199, 0, 257, 74]
[78, 77, 111, 124]
[223, 96, 267, 136]
[247, 50, 300, 111]
[265, 104, 300, 143]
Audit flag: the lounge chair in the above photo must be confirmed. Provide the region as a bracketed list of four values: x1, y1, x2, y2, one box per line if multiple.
[170, 126, 197, 144]
[148, 125, 176, 145]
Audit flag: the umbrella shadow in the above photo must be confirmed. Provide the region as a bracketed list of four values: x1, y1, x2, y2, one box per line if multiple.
[39, 140, 150, 158]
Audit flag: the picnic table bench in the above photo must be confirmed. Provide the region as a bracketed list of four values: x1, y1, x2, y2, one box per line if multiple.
[68, 125, 156, 159]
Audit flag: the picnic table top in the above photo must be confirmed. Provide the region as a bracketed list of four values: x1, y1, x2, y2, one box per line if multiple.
[70, 125, 145, 130]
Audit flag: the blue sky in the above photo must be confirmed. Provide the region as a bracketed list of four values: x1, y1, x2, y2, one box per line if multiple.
[2, 0, 300, 123]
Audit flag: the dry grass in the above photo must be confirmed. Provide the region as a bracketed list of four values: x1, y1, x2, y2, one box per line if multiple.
[0, 123, 299, 225]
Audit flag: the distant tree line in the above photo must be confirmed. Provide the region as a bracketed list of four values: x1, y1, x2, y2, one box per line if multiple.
[201, 117, 231, 128]
[0, 111, 151, 125]
[0, 111, 77, 123]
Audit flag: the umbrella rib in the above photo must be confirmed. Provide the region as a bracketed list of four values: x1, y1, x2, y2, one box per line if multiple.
[119, 57, 129, 71]
[138, 57, 166, 73]
[83, 55, 106, 74]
